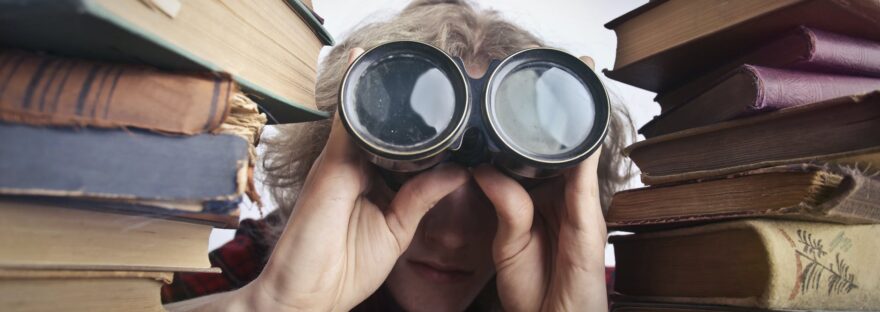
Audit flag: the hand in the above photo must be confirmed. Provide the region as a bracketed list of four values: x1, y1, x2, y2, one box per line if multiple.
[472, 54, 607, 312]
[240, 48, 470, 311]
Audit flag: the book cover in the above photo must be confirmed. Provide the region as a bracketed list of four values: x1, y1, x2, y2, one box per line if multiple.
[608, 165, 880, 231]
[626, 92, 880, 185]
[640, 66, 880, 138]
[612, 219, 880, 310]
[656, 26, 880, 114]
[0, 49, 234, 135]
[0, 122, 249, 202]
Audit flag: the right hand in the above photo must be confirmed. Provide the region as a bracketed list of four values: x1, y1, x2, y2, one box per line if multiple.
[239, 48, 471, 311]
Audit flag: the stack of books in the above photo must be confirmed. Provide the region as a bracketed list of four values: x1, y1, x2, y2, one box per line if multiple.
[0, 0, 332, 310]
[603, 1, 880, 311]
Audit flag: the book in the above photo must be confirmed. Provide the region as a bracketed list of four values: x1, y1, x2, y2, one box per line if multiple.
[626, 92, 880, 185]
[604, 0, 880, 93]
[0, 199, 220, 272]
[611, 299, 803, 312]
[0, 49, 234, 135]
[0, 122, 248, 206]
[0, 269, 171, 312]
[0, 0, 334, 123]
[656, 26, 880, 114]
[639, 66, 880, 138]
[612, 219, 880, 311]
[607, 165, 880, 232]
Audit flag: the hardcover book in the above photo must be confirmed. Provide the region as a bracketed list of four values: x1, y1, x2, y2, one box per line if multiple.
[607, 165, 880, 231]
[656, 26, 880, 114]
[0, 0, 334, 123]
[626, 92, 880, 185]
[0, 122, 249, 204]
[612, 219, 880, 311]
[640, 66, 880, 138]
[0, 49, 234, 135]
[604, 0, 880, 93]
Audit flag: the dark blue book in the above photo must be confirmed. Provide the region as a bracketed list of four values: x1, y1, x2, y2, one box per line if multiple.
[0, 122, 248, 211]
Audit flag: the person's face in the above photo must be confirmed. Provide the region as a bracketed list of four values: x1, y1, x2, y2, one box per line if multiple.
[386, 179, 498, 312]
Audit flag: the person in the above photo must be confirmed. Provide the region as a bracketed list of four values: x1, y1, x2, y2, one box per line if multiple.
[164, 0, 634, 310]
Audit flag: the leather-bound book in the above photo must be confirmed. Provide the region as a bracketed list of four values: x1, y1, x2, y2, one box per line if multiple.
[612, 219, 880, 311]
[607, 165, 880, 232]
[639, 66, 880, 138]
[626, 92, 880, 185]
[656, 26, 880, 114]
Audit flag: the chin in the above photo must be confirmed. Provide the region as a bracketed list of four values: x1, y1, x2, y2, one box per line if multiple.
[386, 260, 491, 312]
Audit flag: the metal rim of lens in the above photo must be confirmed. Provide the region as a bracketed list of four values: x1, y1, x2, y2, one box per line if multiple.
[338, 40, 471, 161]
[483, 47, 610, 166]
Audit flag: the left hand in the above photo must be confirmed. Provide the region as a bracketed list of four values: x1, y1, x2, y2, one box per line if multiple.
[472, 52, 607, 312]
[473, 148, 608, 312]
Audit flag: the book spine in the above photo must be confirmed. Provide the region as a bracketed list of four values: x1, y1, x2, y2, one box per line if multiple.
[822, 169, 880, 223]
[0, 122, 248, 201]
[758, 221, 880, 310]
[0, 50, 233, 135]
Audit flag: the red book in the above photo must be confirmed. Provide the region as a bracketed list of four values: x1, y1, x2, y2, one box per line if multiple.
[639, 66, 880, 138]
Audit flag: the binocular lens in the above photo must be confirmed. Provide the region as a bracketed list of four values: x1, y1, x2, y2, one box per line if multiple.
[491, 64, 596, 159]
[345, 53, 464, 154]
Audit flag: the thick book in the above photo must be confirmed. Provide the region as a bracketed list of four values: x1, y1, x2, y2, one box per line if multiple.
[656, 26, 880, 114]
[640, 66, 880, 138]
[612, 219, 880, 311]
[0, 0, 334, 123]
[0, 269, 171, 312]
[627, 92, 880, 185]
[604, 0, 880, 93]
[0, 122, 248, 205]
[607, 165, 880, 232]
[0, 49, 234, 135]
[0, 200, 220, 271]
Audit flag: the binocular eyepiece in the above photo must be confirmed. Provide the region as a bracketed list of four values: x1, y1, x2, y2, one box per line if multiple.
[339, 41, 609, 179]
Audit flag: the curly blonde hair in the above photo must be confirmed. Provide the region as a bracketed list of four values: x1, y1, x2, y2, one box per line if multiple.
[260, 0, 635, 238]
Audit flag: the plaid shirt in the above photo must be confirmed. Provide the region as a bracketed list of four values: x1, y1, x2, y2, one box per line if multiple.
[161, 218, 617, 307]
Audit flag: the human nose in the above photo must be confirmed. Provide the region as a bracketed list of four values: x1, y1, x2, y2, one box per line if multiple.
[422, 202, 469, 250]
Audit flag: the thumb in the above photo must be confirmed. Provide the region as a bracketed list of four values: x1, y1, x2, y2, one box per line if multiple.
[472, 165, 534, 265]
[384, 164, 470, 254]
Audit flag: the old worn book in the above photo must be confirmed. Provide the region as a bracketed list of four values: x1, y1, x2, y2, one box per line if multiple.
[0, 122, 248, 206]
[611, 299, 800, 312]
[0, 49, 235, 135]
[613, 219, 880, 311]
[608, 165, 880, 232]
[640, 66, 880, 138]
[0, 199, 220, 272]
[604, 0, 880, 93]
[656, 26, 880, 114]
[0, 269, 171, 312]
[0, 0, 333, 123]
[627, 92, 880, 185]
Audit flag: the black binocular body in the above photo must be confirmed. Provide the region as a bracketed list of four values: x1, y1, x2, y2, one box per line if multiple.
[339, 41, 609, 179]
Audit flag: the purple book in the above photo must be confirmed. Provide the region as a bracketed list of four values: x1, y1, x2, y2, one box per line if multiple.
[640, 65, 880, 138]
[656, 26, 880, 114]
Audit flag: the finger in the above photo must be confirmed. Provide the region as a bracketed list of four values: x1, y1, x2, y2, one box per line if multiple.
[562, 147, 604, 231]
[579, 55, 595, 70]
[473, 165, 534, 264]
[385, 163, 470, 253]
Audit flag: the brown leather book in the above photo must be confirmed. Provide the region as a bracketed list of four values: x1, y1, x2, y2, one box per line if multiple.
[604, 0, 880, 93]
[626, 91, 880, 185]
[0, 49, 234, 135]
[639, 66, 880, 138]
[608, 165, 880, 232]
[612, 220, 880, 311]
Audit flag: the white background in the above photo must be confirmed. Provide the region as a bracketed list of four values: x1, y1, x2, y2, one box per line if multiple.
[209, 0, 655, 266]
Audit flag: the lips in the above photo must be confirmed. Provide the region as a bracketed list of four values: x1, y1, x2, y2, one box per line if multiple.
[408, 259, 474, 283]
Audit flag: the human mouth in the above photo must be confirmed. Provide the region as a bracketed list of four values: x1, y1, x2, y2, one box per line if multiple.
[408, 259, 474, 283]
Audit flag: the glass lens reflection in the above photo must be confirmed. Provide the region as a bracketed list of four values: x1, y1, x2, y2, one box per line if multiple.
[351, 55, 457, 152]
[493, 64, 595, 157]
